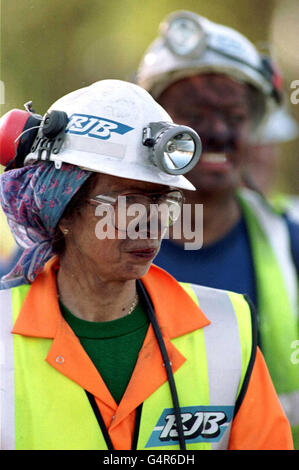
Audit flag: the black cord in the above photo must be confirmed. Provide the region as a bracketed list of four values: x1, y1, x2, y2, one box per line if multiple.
[85, 281, 186, 450]
[85, 391, 114, 450]
[85, 392, 143, 450]
[137, 280, 186, 450]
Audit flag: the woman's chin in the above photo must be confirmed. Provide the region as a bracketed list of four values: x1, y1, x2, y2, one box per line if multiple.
[119, 261, 152, 281]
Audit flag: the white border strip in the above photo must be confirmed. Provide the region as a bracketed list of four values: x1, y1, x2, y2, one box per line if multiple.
[279, 391, 299, 426]
[0, 289, 15, 449]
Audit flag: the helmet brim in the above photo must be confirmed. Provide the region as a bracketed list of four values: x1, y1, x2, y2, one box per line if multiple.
[26, 148, 196, 191]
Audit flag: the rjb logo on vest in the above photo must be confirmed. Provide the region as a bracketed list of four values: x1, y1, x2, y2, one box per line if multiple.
[66, 113, 134, 140]
[146, 405, 234, 447]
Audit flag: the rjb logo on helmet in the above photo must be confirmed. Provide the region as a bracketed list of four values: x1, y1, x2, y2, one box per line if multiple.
[66, 113, 134, 140]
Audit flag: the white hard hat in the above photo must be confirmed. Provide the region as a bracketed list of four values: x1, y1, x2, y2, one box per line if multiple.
[25, 80, 201, 191]
[137, 10, 280, 117]
[250, 106, 299, 145]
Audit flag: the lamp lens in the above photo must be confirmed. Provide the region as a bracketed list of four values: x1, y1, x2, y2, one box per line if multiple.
[167, 18, 201, 55]
[163, 133, 195, 170]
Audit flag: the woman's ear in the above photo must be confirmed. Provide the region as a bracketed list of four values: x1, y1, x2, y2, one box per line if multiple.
[58, 219, 70, 236]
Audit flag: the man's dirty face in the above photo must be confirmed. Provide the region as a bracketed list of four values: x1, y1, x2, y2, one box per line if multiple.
[158, 74, 254, 193]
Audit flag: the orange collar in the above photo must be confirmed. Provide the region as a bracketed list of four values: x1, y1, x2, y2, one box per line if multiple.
[12, 256, 210, 339]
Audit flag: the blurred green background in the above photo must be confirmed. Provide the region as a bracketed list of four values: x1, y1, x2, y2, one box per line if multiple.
[1, 0, 299, 193]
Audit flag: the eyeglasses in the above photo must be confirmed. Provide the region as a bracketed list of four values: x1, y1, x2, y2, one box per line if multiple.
[87, 189, 184, 232]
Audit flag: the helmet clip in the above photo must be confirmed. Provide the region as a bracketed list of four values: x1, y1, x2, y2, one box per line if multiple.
[30, 110, 68, 162]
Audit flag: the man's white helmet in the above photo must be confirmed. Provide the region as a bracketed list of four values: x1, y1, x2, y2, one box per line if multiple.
[250, 106, 299, 145]
[137, 10, 281, 123]
[25, 80, 201, 191]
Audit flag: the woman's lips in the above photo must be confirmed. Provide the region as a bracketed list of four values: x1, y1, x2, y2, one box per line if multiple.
[126, 248, 157, 259]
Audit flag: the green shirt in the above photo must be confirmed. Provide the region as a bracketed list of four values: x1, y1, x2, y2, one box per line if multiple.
[60, 302, 149, 404]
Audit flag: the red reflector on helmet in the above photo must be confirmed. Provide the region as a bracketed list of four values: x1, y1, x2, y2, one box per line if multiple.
[0, 109, 30, 166]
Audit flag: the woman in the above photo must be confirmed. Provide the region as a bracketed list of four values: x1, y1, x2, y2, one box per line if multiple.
[0, 80, 293, 450]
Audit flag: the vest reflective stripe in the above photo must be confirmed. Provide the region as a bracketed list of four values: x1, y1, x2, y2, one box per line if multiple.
[1, 282, 253, 450]
[0, 289, 15, 450]
[137, 283, 253, 450]
[240, 188, 298, 313]
[238, 188, 299, 419]
[193, 286, 244, 401]
[191, 285, 251, 450]
[285, 196, 299, 224]
[279, 392, 299, 427]
[270, 193, 299, 225]
[191, 285, 253, 450]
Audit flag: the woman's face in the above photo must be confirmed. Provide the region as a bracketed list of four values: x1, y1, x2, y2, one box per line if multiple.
[59, 173, 168, 282]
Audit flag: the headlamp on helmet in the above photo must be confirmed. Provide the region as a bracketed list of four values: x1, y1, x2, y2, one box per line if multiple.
[160, 11, 207, 58]
[143, 122, 201, 175]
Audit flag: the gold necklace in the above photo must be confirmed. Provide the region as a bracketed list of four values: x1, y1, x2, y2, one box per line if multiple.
[127, 293, 139, 315]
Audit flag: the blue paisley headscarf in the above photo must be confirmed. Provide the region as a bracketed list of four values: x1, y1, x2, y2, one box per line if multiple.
[0, 162, 91, 288]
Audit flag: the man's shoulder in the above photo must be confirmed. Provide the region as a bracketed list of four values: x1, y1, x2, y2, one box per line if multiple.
[285, 216, 299, 274]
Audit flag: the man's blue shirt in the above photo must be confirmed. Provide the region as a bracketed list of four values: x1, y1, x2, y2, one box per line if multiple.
[154, 215, 299, 310]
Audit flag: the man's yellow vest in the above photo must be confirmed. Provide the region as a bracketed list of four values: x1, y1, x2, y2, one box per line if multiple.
[0, 282, 253, 450]
[238, 188, 299, 431]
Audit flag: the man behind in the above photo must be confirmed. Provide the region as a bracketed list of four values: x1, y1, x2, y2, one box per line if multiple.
[137, 10, 299, 445]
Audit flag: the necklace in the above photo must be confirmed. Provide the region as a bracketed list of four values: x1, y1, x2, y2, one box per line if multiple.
[126, 293, 139, 315]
